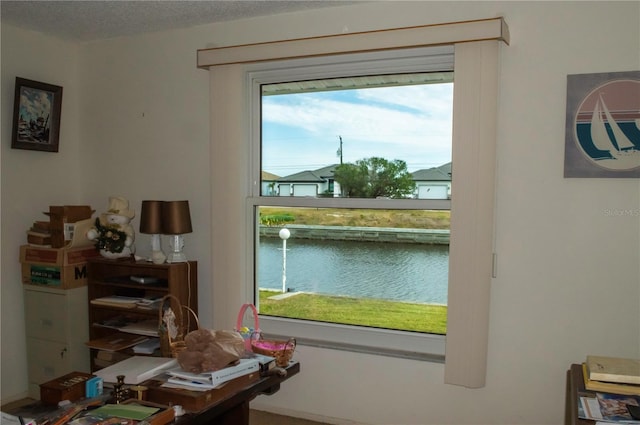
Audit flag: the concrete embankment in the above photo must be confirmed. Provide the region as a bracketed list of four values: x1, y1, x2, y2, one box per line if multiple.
[260, 224, 449, 245]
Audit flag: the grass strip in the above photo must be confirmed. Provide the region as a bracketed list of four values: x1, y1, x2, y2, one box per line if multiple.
[258, 290, 447, 335]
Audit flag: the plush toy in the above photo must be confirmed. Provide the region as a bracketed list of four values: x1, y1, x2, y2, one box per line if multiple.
[87, 196, 135, 259]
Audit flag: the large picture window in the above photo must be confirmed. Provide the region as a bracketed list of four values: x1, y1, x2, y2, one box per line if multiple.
[202, 18, 507, 386]
[248, 47, 454, 358]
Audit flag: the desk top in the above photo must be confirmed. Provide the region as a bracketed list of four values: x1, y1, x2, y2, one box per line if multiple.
[3, 362, 300, 425]
[177, 361, 299, 424]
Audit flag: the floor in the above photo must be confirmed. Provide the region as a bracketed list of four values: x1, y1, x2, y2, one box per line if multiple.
[250, 410, 328, 425]
[2, 399, 328, 425]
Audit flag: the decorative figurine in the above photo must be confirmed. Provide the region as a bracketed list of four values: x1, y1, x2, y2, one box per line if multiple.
[87, 196, 136, 259]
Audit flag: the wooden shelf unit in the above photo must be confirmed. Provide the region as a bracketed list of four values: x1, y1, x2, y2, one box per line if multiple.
[87, 258, 197, 371]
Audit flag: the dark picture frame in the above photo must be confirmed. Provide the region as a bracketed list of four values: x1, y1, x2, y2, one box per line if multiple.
[11, 77, 63, 152]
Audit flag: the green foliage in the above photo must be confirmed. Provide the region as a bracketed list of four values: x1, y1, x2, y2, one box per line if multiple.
[334, 157, 416, 198]
[92, 217, 127, 253]
[260, 213, 295, 226]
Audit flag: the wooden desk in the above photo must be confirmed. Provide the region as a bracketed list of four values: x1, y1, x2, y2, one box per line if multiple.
[176, 361, 300, 425]
[4, 362, 299, 425]
[565, 363, 594, 425]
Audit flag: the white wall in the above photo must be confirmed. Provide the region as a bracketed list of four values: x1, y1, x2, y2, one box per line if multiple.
[1, 25, 83, 402]
[1, 1, 638, 424]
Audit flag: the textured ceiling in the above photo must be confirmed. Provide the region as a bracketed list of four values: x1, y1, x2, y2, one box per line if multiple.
[1, 0, 356, 42]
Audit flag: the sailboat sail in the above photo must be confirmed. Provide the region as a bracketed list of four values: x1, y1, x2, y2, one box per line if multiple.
[590, 99, 612, 153]
[590, 94, 638, 157]
[599, 94, 636, 150]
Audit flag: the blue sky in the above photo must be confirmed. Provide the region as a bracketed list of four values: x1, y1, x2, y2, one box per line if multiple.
[261, 83, 454, 176]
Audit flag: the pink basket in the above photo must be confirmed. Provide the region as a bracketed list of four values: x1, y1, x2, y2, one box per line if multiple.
[235, 303, 260, 351]
[250, 332, 296, 367]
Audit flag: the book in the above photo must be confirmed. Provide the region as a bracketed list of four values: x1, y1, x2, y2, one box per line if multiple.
[582, 363, 640, 396]
[86, 332, 150, 352]
[250, 353, 276, 374]
[167, 358, 260, 387]
[587, 355, 640, 385]
[31, 221, 51, 232]
[165, 376, 218, 391]
[579, 392, 640, 422]
[94, 356, 177, 384]
[121, 319, 160, 337]
[27, 231, 52, 246]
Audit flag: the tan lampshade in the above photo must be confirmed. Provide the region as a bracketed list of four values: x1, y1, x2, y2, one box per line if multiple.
[162, 201, 192, 235]
[139, 200, 164, 234]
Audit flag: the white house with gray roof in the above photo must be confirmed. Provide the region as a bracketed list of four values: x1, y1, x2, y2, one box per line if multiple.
[411, 162, 451, 199]
[275, 164, 339, 197]
[271, 162, 452, 199]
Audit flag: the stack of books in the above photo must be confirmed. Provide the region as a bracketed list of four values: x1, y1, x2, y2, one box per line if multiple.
[164, 358, 260, 391]
[26, 220, 52, 246]
[582, 355, 640, 395]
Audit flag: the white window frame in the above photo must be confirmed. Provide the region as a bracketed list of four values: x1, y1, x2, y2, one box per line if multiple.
[201, 18, 507, 387]
[247, 46, 454, 361]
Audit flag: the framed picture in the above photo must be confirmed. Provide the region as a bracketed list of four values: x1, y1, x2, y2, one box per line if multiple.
[11, 77, 63, 152]
[564, 71, 639, 177]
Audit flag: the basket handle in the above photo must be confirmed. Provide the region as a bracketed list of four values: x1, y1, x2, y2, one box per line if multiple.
[236, 303, 260, 332]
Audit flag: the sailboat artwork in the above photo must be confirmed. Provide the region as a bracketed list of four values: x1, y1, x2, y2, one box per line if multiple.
[589, 94, 638, 159]
[569, 75, 640, 175]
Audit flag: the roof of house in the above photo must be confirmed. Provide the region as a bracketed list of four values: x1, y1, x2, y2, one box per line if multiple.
[278, 164, 338, 182]
[411, 162, 452, 181]
[261, 171, 280, 181]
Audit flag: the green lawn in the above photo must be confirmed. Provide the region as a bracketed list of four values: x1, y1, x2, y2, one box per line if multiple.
[258, 290, 447, 335]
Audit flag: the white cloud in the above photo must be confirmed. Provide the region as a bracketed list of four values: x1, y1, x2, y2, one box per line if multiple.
[263, 84, 453, 173]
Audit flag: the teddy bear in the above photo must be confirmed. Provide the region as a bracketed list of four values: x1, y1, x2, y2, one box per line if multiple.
[87, 196, 135, 259]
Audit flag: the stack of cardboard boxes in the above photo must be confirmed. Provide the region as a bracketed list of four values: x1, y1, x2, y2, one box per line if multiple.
[21, 205, 99, 288]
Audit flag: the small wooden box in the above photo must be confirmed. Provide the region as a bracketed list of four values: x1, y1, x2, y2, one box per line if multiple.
[40, 371, 93, 405]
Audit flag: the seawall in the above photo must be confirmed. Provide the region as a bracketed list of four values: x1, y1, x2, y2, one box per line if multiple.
[260, 224, 450, 245]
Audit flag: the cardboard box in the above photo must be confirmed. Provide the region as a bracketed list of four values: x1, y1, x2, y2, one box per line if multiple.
[40, 371, 94, 405]
[45, 205, 94, 248]
[20, 245, 99, 289]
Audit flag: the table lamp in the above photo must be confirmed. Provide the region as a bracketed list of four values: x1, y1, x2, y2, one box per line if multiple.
[162, 200, 192, 263]
[139, 200, 166, 264]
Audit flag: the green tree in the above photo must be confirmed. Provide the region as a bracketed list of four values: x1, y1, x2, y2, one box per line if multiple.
[334, 157, 416, 199]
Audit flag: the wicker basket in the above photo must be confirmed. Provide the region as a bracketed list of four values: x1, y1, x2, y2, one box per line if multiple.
[158, 294, 199, 358]
[250, 332, 296, 367]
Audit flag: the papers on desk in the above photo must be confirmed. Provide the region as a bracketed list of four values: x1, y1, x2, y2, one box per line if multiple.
[94, 356, 177, 384]
[132, 338, 160, 354]
[86, 332, 149, 352]
[1, 412, 35, 425]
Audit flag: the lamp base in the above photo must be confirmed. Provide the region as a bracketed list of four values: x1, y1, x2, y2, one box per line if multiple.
[151, 250, 167, 264]
[166, 234, 187, 263]
[166, 252, 188, 263]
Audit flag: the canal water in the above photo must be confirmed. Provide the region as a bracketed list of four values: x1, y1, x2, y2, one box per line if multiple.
[258, 237, 449, 305]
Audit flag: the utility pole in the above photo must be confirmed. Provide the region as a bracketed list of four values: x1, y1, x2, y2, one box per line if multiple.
[337, 136, 343, 164]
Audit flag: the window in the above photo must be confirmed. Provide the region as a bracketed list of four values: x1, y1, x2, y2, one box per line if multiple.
[201, 18, 507, 387]
[247, 47, 454, 359]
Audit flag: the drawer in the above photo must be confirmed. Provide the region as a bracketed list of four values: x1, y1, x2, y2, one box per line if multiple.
[24, 287, 72, 342]
[27, 337, 72, 385]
